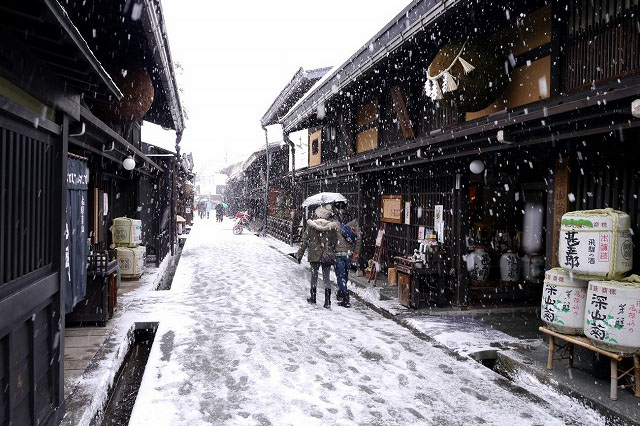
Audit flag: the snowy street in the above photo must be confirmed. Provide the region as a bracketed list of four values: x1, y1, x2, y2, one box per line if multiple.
[106, 218, 597, 426]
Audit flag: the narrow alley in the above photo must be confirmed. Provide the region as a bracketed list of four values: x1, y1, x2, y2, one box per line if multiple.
[105, 218, 603, 426]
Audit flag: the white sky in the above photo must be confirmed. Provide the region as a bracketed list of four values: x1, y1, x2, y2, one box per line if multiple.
[142, 0, 412, 174]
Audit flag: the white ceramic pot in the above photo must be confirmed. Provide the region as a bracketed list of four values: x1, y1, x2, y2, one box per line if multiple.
[529, 254, 545, 283]
[522, 253, 545, 283]
[499, 251, 519, 282]
[467, 248, 490, 282]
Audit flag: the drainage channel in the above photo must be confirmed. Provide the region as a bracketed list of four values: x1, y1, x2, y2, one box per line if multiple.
[93, 323, 158, 426]
[155, 243, 185, 291]
[469, 350, 637, 426]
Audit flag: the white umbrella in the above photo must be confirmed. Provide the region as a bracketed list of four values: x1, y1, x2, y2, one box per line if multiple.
[301, 192, 347, 208]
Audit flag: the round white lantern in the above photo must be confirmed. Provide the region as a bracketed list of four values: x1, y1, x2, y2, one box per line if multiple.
[469, 159, 485, 174]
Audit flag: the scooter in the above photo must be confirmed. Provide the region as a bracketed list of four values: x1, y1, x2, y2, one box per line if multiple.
[233, 211, 251, 235]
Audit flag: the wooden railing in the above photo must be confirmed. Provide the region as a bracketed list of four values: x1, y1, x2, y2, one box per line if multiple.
[266, 216, 301, 246]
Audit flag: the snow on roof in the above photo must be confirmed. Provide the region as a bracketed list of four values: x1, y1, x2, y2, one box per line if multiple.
[282, 0, 461, 132]
[261, 66, 332, 127]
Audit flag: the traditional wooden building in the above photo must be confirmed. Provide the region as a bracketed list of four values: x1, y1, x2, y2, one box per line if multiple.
[279, 0, 640, 307]
[259, 67, 331, 242]
[0, 1, 183, 424]
[224, 143, 290, 231]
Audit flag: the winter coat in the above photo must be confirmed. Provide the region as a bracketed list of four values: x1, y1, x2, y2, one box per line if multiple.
[296, 218, 338, 263]
[334, 218, 362, 255]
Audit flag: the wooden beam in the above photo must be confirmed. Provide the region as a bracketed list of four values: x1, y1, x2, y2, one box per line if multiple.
[79, 106, 164, 171]
[551, 159, 569, 268]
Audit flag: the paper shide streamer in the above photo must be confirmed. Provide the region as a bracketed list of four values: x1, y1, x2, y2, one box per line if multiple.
[425, 39, 475, 101]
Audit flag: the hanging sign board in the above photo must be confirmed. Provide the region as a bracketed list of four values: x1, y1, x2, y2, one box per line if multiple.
[418, 226, 425, 241]
[404, 202, 411, 225]
[434, 205, 444, 243]
[381, 195, 403, 224]
[375, 229, 385, 247]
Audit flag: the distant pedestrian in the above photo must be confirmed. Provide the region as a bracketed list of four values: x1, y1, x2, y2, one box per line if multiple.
[215, 203, 224, 222]
[332, 202, 361, 308]
[198, 201, 206, 219]
[206, 201, 211, 219]
[296, 204, 338, 308]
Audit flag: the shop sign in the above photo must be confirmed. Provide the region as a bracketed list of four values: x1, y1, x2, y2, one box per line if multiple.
[434, 205, 444, 243]
[404, 202, 411, 225]
[381, 195, 402, 224]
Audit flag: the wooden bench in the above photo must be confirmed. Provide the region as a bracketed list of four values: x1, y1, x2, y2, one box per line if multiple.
[539, 326, 640, 400]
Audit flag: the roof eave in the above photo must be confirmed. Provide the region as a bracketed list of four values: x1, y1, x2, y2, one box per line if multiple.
[44, 0, 123, 100]
[282, 0, 461, 133]
[141, 0, 185, 134]
[261, 66, 332, 128]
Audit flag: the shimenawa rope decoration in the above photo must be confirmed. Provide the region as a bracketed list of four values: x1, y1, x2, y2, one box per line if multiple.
[425, 39, 475, 101]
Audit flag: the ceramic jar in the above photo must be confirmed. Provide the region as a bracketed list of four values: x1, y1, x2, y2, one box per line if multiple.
[522, 253, 545, 283]
[500, 250, 519, 282]
[467, 247, 490, 282]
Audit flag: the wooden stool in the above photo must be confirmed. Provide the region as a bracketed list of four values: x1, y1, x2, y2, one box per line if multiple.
[540, 326, 640, 400]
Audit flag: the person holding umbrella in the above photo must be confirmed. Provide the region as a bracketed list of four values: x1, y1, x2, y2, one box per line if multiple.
[296, 203, 338, 308]
[332, 202, 361, 308]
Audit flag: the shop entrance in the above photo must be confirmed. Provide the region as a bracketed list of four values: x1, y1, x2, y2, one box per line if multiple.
[466, 151, 549, 306]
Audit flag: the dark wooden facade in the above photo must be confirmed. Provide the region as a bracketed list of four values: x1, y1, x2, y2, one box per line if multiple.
[1, 1, 184, 424]
[224, 144, 290, 231]
[0, 108, 66, 426]
[280, 0, 640, 307]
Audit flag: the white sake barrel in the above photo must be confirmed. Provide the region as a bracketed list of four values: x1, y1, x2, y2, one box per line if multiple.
[584, 277, 640, 353]
[116, 246, 146, 278]
[541, 268, 589, 335]
[110, 217, 142, 247]
[558, 209, 632, 279]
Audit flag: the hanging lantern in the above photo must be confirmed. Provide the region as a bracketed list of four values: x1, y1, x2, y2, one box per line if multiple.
[425, 39, 507, 112]
[469, 159, 485, 174]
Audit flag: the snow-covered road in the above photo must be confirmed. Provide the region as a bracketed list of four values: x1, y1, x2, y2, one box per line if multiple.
[121, 218, 596, 426]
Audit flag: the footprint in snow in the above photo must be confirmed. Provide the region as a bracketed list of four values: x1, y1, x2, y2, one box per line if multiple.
[459, 387, 489, 401]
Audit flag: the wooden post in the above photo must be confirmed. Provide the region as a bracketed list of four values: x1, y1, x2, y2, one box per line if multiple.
[453, 172, 469, 307]
[547, 336, 555, 370]
[634, 355, 640, 397]
[610, 358, 618, 400]
[568, 343, 574, 368]
[550, 159, 569, 268]
[56, 114, 69, 410]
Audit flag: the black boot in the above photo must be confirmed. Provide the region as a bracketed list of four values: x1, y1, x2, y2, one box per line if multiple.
[307, 287, 316, 304]
[336, 290, 344, 302]
[323, 289, 331, 308]
[339, 291, 351, 308]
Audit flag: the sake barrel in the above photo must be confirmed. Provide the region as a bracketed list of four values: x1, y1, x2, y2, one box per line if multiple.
[116, 246, 146, 278]
[558, 209, 632, 278]
[584, 277, 640, 353]
[541, 268, 589, 334]
[110, 217, 142, 247]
